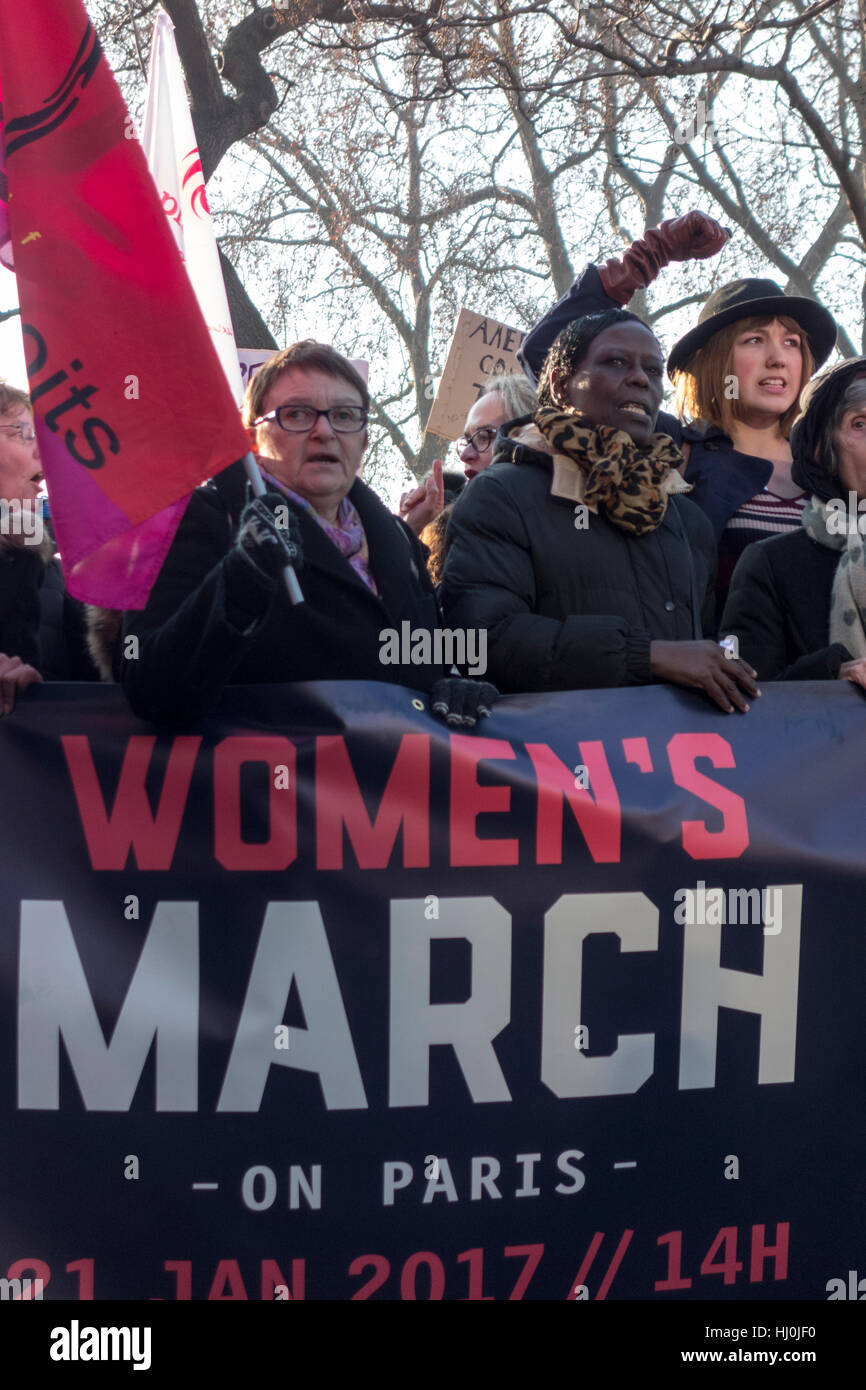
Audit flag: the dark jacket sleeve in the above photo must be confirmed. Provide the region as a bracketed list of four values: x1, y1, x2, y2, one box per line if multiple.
[440, 471, 653, 692]
[0, 543, 43, 668]
[120, 490, 277, 724]
[518, 265, 619, 383]
[37, 560, 101, 680]
[670, 496, 717, 638]
[721, 541, 851, 681]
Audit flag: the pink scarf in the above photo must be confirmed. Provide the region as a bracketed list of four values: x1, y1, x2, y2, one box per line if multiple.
[259, 470, 377, 594]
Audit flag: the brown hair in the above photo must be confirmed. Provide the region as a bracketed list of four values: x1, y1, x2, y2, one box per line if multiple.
[0, 381, 32, 417]
[671, 315, 815, 438]
[420, 503, 453, 587]
[242, 340, 370, 427]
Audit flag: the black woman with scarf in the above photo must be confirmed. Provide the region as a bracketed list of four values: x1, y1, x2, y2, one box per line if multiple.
[441, 309, 759, 713]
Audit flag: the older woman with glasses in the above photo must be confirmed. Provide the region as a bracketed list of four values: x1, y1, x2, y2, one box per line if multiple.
[0, 382, 97, 712]
[457, 375, 539, 482]
[398, 373, 538, 538]
[120, 341, 496, 726]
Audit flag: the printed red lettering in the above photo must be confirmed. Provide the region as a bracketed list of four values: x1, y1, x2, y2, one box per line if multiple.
[62, 735, 200, 870]
[65, 1257, 94, 1300]
[527, 741, 621, 863]
[449, 735, 518, 866]
[666, 732, 749, 859]
[750, 1222, 789, 1282]
[400, 1251, 445, 1300]
[213, 736, 297, 871]
[261, 1258, 305, 1300]
[505, 1244, 544, 1300]
[700, 1227, 742, 1285]
[349, 1254, 390, 1299]
[207, 1259, 248, 1300]
[316, 734, 429, 870]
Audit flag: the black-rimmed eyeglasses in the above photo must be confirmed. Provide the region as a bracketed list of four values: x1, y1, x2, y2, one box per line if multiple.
[255, 405, 368, 434]
[457, 426, 497, 455]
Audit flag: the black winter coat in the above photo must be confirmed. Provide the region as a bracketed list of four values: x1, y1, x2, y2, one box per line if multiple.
[121, 460, 448, 725]
[0, 541, 42, 668]
[0, 540, 97, 679]
[720, 530, 852, 680]
[440, 430, 717, 693]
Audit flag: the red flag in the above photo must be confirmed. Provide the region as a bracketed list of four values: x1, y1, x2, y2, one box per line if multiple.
[0, 4, 251, 606]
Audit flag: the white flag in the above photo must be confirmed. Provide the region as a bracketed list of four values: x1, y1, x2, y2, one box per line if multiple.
[142, 10, 244, 403]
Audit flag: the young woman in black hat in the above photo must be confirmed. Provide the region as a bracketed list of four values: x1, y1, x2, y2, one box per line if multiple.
[519, 214, 838, 622]
[720, 357, 866, 686]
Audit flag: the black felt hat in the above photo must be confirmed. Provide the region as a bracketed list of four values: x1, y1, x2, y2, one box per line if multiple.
[667, 278, 837, 375]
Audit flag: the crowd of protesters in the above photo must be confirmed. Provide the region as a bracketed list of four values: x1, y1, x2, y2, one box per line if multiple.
[2, 209, 866, 722]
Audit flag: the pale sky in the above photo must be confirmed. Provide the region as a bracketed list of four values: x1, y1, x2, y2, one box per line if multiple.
[0, 266, 26, 386]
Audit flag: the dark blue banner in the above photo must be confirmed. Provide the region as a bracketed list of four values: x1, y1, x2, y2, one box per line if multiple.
[1, 680, 864, 1301]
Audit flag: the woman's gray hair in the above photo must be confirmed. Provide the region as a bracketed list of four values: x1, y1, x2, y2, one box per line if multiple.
[480, 371, 537, 419]
[822, 375, 866, 475]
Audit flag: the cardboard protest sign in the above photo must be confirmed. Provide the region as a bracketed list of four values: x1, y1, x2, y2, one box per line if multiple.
[425, 309, 526, 441]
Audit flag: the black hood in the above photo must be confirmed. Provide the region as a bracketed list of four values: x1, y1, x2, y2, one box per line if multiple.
[790, 356, 866, 501]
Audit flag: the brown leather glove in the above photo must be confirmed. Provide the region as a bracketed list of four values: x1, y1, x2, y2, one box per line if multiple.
[599, 212, 730, 305]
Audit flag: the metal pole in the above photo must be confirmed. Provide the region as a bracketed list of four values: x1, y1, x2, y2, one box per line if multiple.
[242, 451, 304, 606]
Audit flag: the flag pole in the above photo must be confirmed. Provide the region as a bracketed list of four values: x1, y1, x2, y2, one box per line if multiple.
[243, 452, 304, 606]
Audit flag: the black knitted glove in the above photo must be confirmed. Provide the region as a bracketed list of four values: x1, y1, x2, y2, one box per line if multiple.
[430, 676, 499, 728]
[235, 492, 303, 582]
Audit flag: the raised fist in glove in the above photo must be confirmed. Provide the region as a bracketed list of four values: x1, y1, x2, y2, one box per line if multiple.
[599, 211, 730, 306]
[430, 676, 499, 729]
[236, 492, 304, 582]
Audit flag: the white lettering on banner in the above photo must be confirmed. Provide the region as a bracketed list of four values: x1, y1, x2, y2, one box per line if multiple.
[16, 891, 802, 1112]
[18, 900, 198, 1110]
[542, 893, 658, 1098]
[217, 902, 366, 1111]
[678, 885, 802, 1088]
[388, 898, 512, 1106]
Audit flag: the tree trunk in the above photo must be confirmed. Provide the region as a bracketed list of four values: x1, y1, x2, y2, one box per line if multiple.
[219, 248, 278, 350]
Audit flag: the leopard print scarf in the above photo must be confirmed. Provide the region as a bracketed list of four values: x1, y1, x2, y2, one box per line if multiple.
[533, 407, 685, 536]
